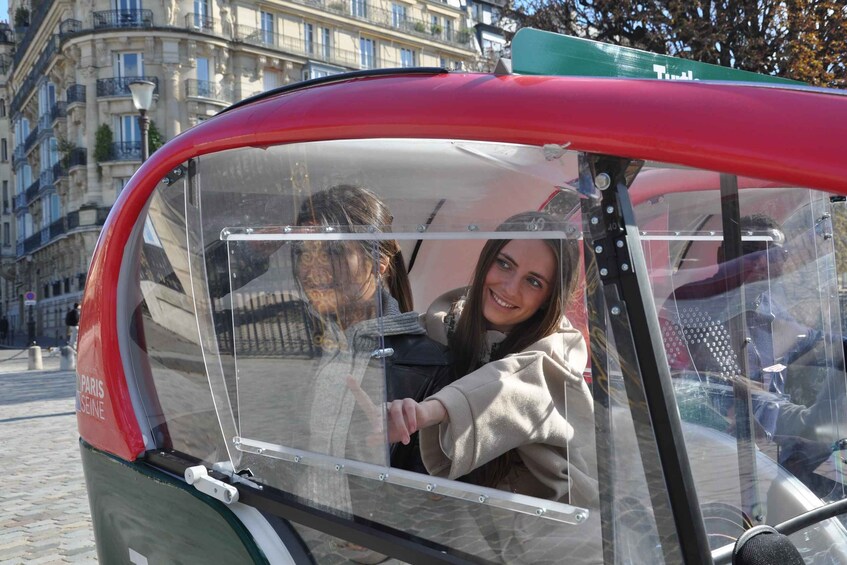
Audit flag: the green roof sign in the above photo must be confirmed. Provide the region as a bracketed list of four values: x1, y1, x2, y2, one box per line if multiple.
[512, 28, 799, 85]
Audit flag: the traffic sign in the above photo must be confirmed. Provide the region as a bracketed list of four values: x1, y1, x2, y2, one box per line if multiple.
[24, 290, 36, 306]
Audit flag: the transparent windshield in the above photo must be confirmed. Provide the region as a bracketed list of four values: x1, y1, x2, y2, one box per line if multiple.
[134, 137, 847, 563]
[181, 139, 615, 562]
[635, 169, 847, 559]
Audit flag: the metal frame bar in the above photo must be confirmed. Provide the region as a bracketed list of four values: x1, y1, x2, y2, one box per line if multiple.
[580, 153, 712, 564]
[719, 173, 763, 526]
[236, 438, 588, 525]
[144, 449, 494, 565]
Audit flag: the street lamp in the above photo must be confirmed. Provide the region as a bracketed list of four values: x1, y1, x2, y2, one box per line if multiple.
[128, 79, 155, 162]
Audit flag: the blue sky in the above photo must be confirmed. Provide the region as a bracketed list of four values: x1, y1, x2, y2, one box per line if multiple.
[0, 0, 7, 23]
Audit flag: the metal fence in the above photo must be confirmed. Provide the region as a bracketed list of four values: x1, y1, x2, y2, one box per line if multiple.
[219, 292, 318, 358]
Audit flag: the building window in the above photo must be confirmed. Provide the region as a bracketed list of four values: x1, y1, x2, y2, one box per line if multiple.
[400, 48, 415, 68]
[304, 23, 314, 54]
[260, 11, 274, 45]
[360, 38, 375, 69]
[391, 3, 406, 27]
[2, 181, 7, 214]
[196, 57, 210, 96]
[263, 69, 282, 92]
[1, 139, 6, 162]
[431, 15, 439, 35]
[352, 0, 367, 19]
[321, 27, 331, 59]
[0, 99, 5, 117]
[193, 0, 209, 29]
[50, 194, 60, 223]
[64, 278, 70, 294]
[114, 178, 131, 193]
[119, 115, 141, 144]
[3, 223, 9, 247]
[445, 19, 453, 41]
[115, 52, 144, 77]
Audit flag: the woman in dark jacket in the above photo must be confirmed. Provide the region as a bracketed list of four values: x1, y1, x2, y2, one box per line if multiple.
[293, 185, 451, 474]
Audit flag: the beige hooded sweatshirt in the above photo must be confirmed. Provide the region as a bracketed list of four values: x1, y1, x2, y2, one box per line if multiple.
[420, 289, 598, 509]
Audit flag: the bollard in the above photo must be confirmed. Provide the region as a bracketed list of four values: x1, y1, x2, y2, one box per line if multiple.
[28, 345, 43, 370]
[60, 346, 76, 371]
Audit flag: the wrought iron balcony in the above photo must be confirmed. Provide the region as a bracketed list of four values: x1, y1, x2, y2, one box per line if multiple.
[50, 101, 67, 123]
[185, 79, 234, 103]
[284, 0, 474, 49]
[12, 0, 56, 69]
[39, 169, 53, 189]
[66, 208, 109, 230]
[14, 193, 26, 212]
[13, 146, 24, 166]
[25, 180, 39, 204]
[93, 9, 153, 29]
[185, 12, 216, 33]
[24, 127, 39, 153]
[49, 217, 66, 240]
[108, 141, 142, 161]
[24, 232, 41, 254]
[52, 162, 67, 181]
[97, 76, 159, 98]
[37, 114, 52, 135]
[67, 148, 87, 168]
[11, 35, 60, 118]
[16, 241, 23, 257]
[67, 84, 86, 105]
[234, 25, 359, 67]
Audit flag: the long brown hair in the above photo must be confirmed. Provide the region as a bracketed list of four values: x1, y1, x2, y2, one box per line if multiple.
[296, 185, 413, 312]
[450, 211, 579, 490]
[450, 211, 578, 377]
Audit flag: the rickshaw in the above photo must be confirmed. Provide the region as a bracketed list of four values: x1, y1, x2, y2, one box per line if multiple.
[77, 29, 847, 564]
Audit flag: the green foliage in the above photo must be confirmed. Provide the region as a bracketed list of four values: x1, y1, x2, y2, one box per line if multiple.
[431, 24, 443, 35]
[14, 6, 29, 28]
[147, 120, 164, 155]
[93, 123, 113, 178]
[413, 21, 427, 33]
[56, 136, 77, 168]
[507, 0, 847, 88]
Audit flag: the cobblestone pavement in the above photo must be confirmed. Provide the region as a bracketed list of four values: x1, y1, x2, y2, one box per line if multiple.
[0, 347, 97, 564]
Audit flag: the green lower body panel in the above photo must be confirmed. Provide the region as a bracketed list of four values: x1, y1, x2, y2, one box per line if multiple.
[80, 440, 269, 564]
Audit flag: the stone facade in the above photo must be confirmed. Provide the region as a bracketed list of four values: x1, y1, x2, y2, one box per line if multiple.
[4, 0, 497, 341]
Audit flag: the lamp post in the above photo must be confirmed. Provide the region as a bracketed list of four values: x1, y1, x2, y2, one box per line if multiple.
[128, 80, 155, 162]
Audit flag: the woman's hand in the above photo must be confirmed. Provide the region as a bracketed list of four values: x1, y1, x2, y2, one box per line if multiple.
[346, 376, 448, 446]
[386, 398, 448, 445]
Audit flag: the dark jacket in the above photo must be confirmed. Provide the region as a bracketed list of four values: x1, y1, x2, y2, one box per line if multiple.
[384, 333, 453, 474]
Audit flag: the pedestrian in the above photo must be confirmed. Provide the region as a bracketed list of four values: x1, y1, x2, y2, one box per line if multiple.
[66, 303, 80, 349]
[0, 315, 8, 343]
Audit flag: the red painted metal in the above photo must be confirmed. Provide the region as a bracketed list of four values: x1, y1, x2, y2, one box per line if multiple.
[76, 72, 847, 461]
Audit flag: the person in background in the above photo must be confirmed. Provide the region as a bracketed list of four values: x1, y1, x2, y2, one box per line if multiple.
[664, 214, 847, 494]
[66, 303, 80, 350]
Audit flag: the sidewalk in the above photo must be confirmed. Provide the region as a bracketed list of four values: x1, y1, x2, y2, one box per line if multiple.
[0, 347, 98, 564]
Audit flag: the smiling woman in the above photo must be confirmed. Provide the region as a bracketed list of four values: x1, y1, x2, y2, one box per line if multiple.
[482, 239, 556, 332]
[386, 212, 594, 505]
